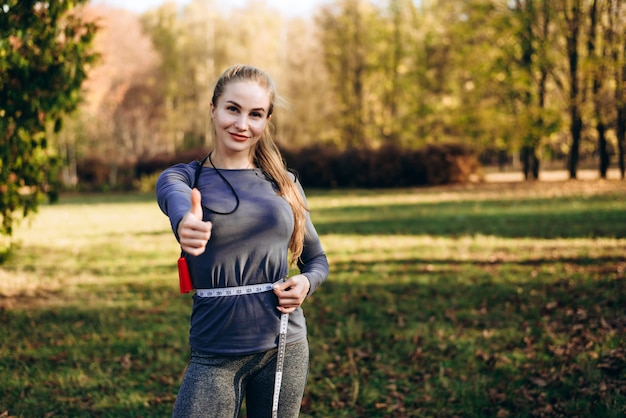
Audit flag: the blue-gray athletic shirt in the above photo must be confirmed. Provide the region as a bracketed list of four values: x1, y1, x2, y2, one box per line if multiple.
[156, 160, 329, 355]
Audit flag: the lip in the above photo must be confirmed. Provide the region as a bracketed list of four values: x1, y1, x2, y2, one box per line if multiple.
[228, 132, 249, 141]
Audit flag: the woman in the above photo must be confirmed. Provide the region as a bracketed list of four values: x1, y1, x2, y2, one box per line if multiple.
[156, 64, 329, 418]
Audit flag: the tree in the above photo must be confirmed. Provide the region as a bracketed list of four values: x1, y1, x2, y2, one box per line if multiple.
[511, 0, 559, 180]
[608, 0, 625, 178]
[445, 1, 523, 160]
[317, 0, 384, 148]
[376, 0, 420, 146]
[140, 2, 192, 153]
[555, 0, 585, 179]
[586, 0, 611, 178]
[0, 1, 97, 237]
[278, 16, 335, 146]
[54, 5, 162, 190]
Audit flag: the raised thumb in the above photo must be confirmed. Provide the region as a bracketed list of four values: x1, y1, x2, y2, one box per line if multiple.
[190, 188, 203, 219]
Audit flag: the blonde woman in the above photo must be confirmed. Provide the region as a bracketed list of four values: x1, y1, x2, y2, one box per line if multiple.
[156, 64, 328, 417]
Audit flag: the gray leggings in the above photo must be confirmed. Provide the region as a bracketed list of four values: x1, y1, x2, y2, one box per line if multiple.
[172, 339, 309, 418]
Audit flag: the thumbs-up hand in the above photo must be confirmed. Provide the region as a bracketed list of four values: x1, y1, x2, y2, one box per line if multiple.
[177, 188, 212, 256]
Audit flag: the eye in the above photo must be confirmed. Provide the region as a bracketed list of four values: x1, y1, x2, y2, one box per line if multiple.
[227, 105, 239, 113]
[250, 111, 264, 118]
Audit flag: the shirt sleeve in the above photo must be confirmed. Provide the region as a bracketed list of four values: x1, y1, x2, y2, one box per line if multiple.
[155, 162, 197, 241]
[295, 179, 329, 295]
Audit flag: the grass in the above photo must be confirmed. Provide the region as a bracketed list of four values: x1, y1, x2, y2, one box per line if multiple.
[1, 180, 625, 417]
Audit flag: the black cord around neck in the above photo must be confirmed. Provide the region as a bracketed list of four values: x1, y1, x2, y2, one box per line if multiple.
[193, 152, 240, 215]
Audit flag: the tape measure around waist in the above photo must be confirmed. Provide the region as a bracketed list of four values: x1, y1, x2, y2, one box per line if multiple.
[195, 282, 276, 298]
[195, 279, 289, 417]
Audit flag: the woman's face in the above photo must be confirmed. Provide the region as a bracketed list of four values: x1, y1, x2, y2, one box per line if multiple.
[211, 80, 271, 155]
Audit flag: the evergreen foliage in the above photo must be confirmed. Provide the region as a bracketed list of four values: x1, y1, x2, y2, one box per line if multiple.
[0, 0, 97, 236]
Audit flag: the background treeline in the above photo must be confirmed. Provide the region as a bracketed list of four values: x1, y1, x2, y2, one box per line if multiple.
[59, 0, 626, 190]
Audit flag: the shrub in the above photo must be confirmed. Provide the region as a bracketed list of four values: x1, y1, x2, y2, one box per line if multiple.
[283, 142, 480, 188]
[73, 144, 480, 191]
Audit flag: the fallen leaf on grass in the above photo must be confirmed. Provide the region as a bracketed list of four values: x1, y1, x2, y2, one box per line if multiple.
[488, 388, 507, 403]
[48, 351, 68, 363]
[149, 393, 176, 405]
[118, 353, 132, 369]
[496, 408, 510, 418]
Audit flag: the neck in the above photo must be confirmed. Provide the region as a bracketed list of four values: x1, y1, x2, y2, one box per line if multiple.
[207, 151, 254, 170]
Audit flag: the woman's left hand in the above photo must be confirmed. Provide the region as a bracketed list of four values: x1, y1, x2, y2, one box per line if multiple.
[273, 274, 311, 314]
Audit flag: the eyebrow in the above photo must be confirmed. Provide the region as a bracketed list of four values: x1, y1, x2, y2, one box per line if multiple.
[226, 100, 267, 114]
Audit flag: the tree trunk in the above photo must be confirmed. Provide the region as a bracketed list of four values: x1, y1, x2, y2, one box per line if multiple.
[565, 0, 582, 180]
[598, 124, 609, 178]
[521, 145, 539, 180]
[618, 106, 626, 179]
[568, 112, 582, 179]
[587, 0, 609, 179]
[521, 146, 531, 180]
[516, 0, 540, 181]
[615, 2, 626, 179]
[532, 152, 540, 179]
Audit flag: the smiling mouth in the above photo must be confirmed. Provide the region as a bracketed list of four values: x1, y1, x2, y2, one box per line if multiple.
[229, 132, 248, 141]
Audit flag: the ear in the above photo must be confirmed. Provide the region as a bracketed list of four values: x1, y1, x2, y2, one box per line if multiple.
[210, 102, 215, 119]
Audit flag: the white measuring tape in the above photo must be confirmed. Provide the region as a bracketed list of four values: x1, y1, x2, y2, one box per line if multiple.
[272, 312, 289, 418]
[195, 279, 289, 418]
[195, 282, 276, 297]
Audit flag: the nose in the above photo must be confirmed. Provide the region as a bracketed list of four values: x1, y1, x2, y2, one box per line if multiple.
[234, 115, 248, 130]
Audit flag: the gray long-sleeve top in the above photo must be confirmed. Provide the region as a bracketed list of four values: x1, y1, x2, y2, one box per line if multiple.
[156, 160, 329, 354]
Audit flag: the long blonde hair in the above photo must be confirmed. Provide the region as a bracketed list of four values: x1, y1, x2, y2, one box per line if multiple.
[211, 64, 308, 263]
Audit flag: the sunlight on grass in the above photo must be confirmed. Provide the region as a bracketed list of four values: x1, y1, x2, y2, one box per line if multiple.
[1, 199, 178, 299]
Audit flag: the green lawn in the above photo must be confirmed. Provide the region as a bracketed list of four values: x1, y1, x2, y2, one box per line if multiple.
[1, 180, 625, 417]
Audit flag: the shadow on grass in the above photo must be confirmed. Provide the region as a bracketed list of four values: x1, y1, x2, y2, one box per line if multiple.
[1, 284, 189, 417]
[303, 272, 626, 417]
[329, 255, 626, 276]
[313, 197, 626, 239]
[2, 267, 624, 417]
